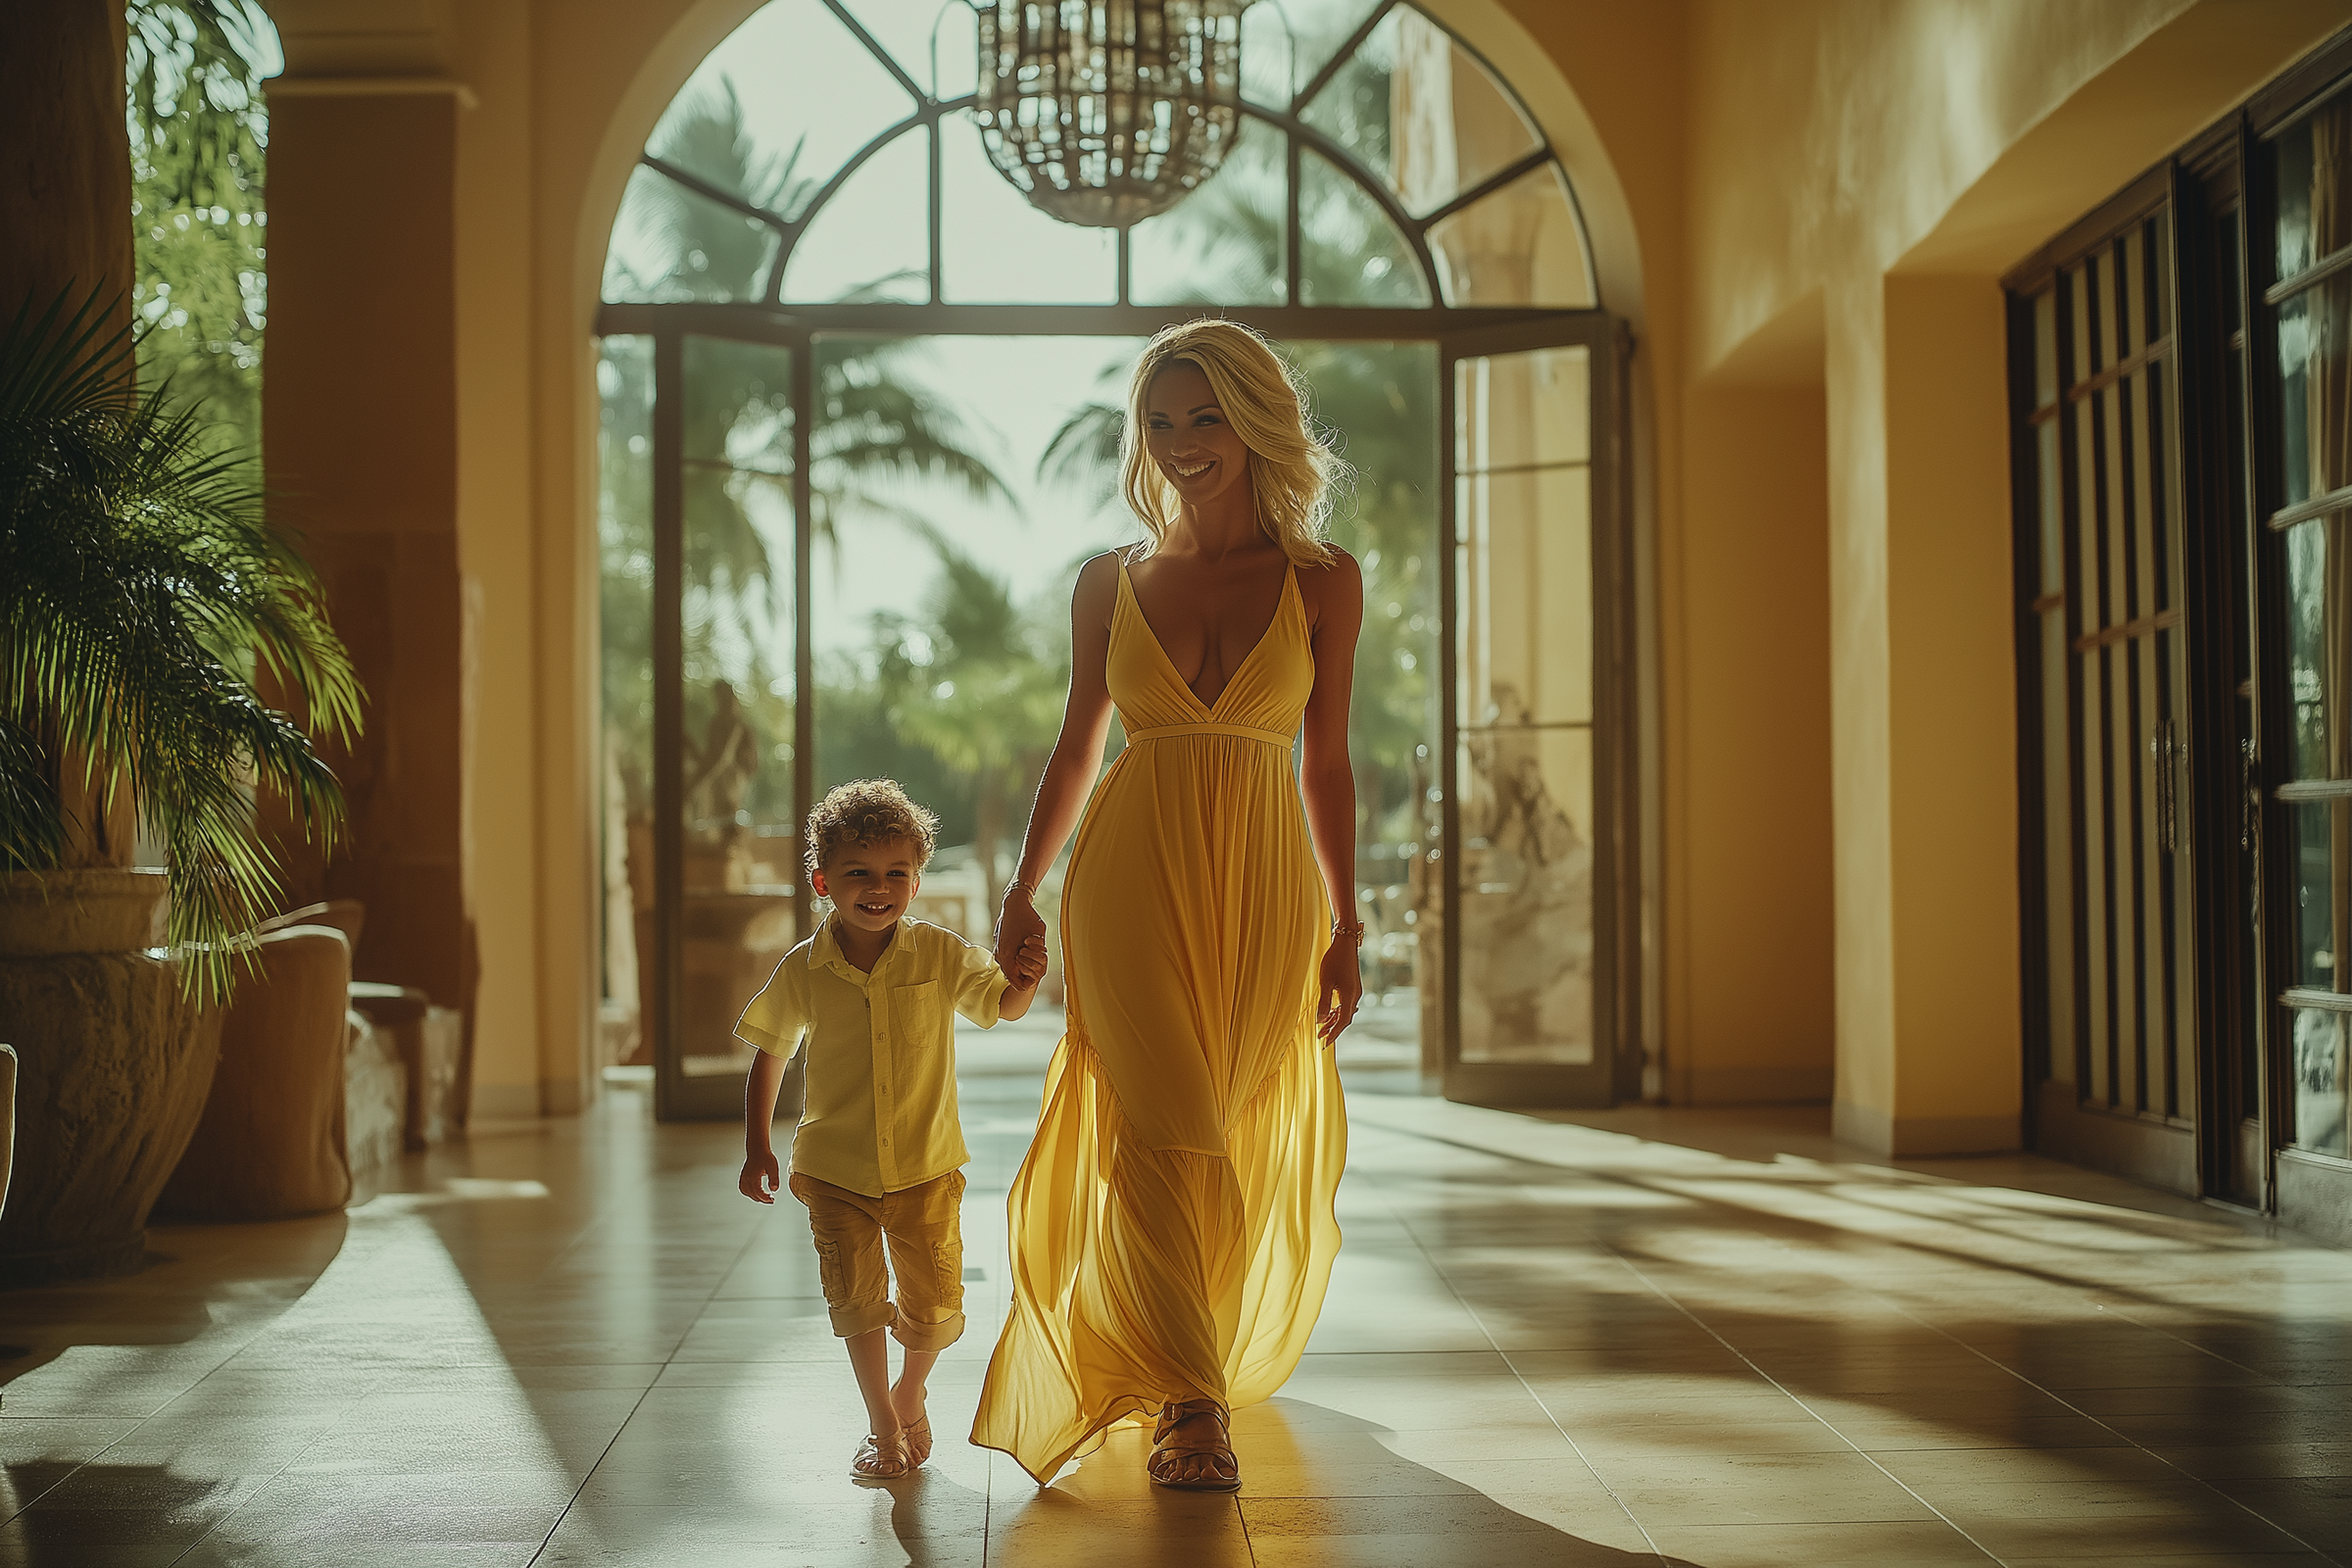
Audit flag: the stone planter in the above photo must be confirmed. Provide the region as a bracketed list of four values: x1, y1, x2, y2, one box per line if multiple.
[0, 869, 223, 1286]
[0, 866, 171, 954]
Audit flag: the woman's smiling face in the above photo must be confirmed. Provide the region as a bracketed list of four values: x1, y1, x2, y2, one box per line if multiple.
[1144, 360, 1250, 510]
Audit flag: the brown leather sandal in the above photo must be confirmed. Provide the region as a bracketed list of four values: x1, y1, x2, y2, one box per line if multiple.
[853, 1429, 914, 1479]
[1148, 1398, 1240, 1492]
[902, 1415, 933, 1465]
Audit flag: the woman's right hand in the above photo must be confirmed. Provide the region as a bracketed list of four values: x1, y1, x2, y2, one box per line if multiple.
[996, 887, 1049, 986]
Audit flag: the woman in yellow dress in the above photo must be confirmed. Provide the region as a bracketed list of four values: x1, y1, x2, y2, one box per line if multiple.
[972, 320, 1364, 1491]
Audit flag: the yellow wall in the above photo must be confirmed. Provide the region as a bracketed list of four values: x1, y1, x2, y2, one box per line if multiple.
[263, 87, 474, 1046]
[449, 4, 543, 1114]
[265, 0, 2352, 1146]
[1680, 0, 2352, 1150]
[1675, 382, 1835, 1103]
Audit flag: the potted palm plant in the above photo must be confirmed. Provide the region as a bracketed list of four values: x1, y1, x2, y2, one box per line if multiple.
[0, 288, 361, 1284]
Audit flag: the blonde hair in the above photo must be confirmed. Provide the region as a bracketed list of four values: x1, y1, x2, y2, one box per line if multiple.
[804, 778, 939, 879]
[1117, 319, 1347, 564]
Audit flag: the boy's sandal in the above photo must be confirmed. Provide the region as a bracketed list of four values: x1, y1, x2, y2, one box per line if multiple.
[853, 1430, 914, 1479]
[903, 1416, 934, 1465]
[1148, 1398, 1240, 1492]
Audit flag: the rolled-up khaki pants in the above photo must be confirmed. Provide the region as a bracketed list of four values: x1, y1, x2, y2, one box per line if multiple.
[788, 1168, 966, 1352]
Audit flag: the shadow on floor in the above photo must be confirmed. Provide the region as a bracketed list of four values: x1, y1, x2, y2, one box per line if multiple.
[851, 1464, 990, 1567]
[0, 1211, 349, 1398]
[1, 1458, 250, 1560]
[922, 1398, 1698, 1567]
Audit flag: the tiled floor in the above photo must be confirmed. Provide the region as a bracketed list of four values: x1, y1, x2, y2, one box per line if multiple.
[6, 1011, 2352, 1565]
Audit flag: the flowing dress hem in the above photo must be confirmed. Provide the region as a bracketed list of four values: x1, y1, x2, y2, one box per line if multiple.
[970, 1380, 1294, 1486]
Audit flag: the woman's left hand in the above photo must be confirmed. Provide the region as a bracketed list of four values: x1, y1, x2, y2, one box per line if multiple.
[1316, 936, 1361, 1044]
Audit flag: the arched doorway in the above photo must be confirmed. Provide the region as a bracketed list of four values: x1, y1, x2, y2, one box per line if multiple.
[592, 0, 1632, 1117]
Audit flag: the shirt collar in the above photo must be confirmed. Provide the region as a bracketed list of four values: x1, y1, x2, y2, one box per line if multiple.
[811, 910, 904, 985]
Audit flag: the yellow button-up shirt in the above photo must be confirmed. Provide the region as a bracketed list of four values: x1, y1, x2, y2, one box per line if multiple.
[733, 915, 1007, 1198]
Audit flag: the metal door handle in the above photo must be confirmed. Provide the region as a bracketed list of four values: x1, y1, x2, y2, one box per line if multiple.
[2150, 719, 2181, 854]
[2242, 738, 2261, 853]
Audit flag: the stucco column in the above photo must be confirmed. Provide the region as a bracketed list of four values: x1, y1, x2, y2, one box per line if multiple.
[264, 85, 480, 1106]
[1825, 270, 2022, 1154]
[1676, 379, 1834, 1103]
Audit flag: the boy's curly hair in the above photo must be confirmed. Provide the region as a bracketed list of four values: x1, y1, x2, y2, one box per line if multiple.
[804, 778, 939, 879]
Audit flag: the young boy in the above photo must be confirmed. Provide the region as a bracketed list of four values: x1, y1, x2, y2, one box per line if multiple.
[735, 778, 1047, 1480]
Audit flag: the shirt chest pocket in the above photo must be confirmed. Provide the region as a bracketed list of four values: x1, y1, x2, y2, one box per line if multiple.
[890, 980, 947, 1045]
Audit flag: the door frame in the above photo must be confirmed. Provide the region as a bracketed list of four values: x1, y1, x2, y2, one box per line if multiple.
[1435, 311, 1640, 1107]
[601, 301, 1640, 1119]
[1999, 25, 2352, 1219]
[2002, 167, 2212, 1194]
[2246, 49, 2352, 1236]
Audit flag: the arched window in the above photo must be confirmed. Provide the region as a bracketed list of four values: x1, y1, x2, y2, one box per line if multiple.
[596, 0, 1633, 1117]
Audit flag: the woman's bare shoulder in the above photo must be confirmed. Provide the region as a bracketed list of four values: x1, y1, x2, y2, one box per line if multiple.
[1071, 550, 1123, 623]
[1296, 548, 1363, 611]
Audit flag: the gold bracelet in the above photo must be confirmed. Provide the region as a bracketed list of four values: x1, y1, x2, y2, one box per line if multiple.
[1332, 918, 1367, 945]
[1004, 877, 1037, 899]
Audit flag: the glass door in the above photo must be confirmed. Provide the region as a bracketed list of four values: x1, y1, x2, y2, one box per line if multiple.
[1439, 317, 1635, 1106]
[2259, 96, 2352, 1163]
[2012, 193, 2206, 1193]
[650, 331, 812, 1121]
[2177, 142, 2267, 1206]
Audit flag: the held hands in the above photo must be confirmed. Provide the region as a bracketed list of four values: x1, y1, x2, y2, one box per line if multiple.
[1317, 933, 1362, 1044]
[739, 1147, 781, 1205]
[1004, 933, 1050, 992]
[996, 885, 1050, 989]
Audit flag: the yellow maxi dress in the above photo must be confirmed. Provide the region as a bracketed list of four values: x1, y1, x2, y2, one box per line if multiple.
[970, 559, 1348, 1483]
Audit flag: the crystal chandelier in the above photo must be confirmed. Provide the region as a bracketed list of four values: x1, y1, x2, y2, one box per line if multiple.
[973, 1, 1249, 229]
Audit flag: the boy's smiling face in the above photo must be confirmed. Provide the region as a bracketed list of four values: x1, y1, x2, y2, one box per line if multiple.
[812, 837, 922, 934]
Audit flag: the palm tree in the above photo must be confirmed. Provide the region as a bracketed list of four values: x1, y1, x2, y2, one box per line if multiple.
[1, 290, 360, 1000]
[866, 527, 1069, 913]
[600, 83, 1011, 833]
[125, 1, 273, 473]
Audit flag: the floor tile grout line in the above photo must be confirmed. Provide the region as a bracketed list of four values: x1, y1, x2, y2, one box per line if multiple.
[5, 1234, 404, 1555]
[1348, 1105, 2347, 1400]
[1348, 1156, 1669, 1560]
[1870, 1289, 2352, 1568]
[1587, 1241, 2011, 1566]
[2073, 1294, 2309, 1383]
[1346, 1102, 2297, 1329]
[1, 1295, 309, 1531]
[1575, 1173, 2348, 1568]
[525, 1203, 772, 1568]
[152, 1363, 401, 1568]
[1785, 1187, 2331, 1391]
[1613, 1140, 2348, 1559]
[159, 1176, 673, 1566]
[149, 1204, 512, 1566]
[1517, 1120, 2334, 1567]
[1349, 1117, 2002, 1562]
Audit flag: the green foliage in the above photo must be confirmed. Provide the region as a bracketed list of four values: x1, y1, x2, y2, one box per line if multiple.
[0, 291, 361, 1001]
[125, 0, 275, 471]
[600, 85, 1013, 859]
[861, 526, 1072, 898]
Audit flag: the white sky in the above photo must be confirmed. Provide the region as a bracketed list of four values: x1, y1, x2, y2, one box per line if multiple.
[811, 335, 1145, 656]
[608, 0, 1389, 657]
